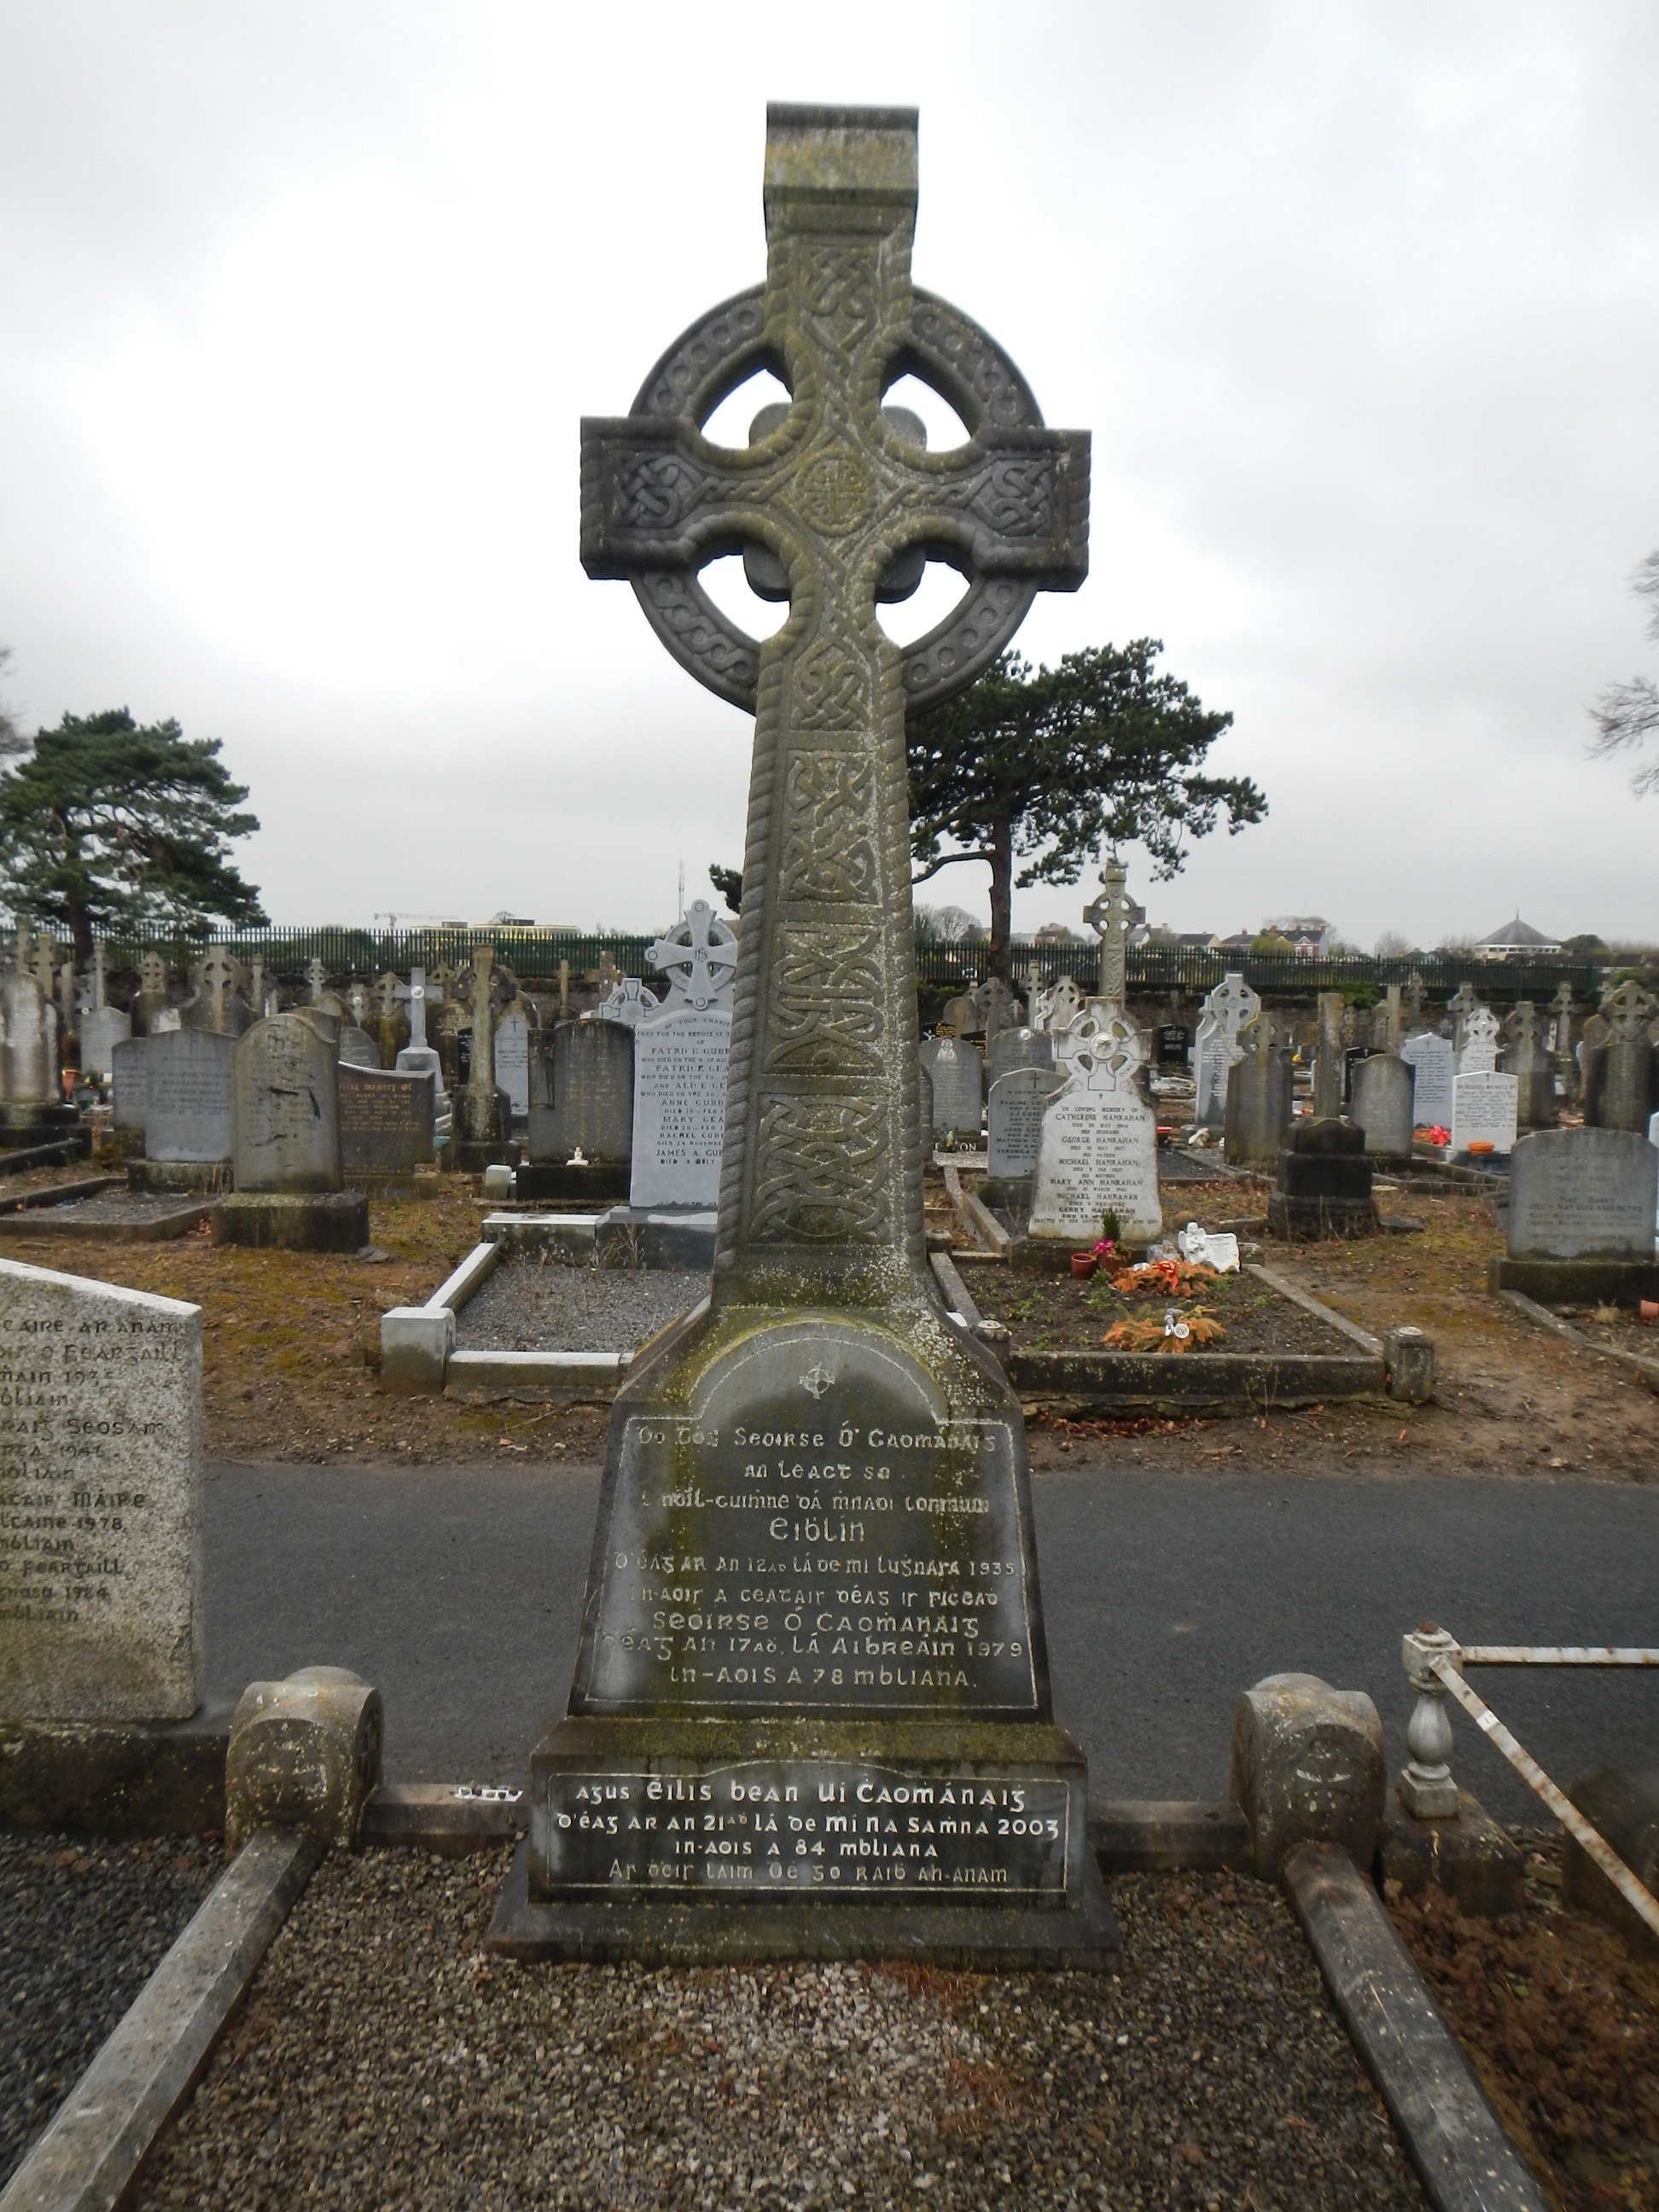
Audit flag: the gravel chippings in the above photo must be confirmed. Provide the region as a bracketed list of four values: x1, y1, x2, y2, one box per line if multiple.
[132, 1850, 1423, 2210]
[455, 1258, 706, 1354]
[0, 1832, 220, 2187]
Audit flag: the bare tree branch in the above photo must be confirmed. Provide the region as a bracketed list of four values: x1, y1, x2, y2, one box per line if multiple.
[910, 846, 993, 887]
[1587, 550, 1659, 795]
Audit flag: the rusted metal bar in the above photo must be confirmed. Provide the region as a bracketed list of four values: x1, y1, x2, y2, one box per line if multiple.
[1428, 1654, 1659, 1943]
[1459, 1645, 1659, 1666]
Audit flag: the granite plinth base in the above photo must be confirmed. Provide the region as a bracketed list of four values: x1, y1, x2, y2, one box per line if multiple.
[1376, 1788, 1524, 1918]
[0, 1113, 83, 1151]
[595, 1205, 717, 1269]
[212, 1191, 370, 1251]
[1266, 1193, 1379, 1239]
[128, 1157, 231, 1194]
[1487, 1255, 1659, 1305]
[517, 1160, 630, 1204]
[487, 1836, 1119, 1966]
[450, 1142, 517, 1173]
[0, 1701, 232, 1835]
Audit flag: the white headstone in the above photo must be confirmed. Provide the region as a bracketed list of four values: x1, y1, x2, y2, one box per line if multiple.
[0, 1257, 202, 1720]
[1399, 1033, 1455, 1130]
[1193, 972, 1260, 1128]
[79, 1002, 132, 1078]
[1029, 1010, 1161, 1243]
[986, 1067, 1062, 1180]
[1449, 1071, 1518, 1157]
[596, 976, 661, 1027]
[629, 903, 736, 1208]
[0, 963, 58, 1106]
[1458, 1005, 1499, 1074]
[494, 1010, 533, 1118]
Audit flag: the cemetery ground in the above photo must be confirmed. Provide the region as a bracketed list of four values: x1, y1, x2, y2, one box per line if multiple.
[0, 1162, 1650, 1478]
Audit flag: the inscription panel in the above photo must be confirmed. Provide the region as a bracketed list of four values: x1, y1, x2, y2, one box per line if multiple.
[631, 1010, 731, 1208]
[338, 1064, 434, 1175]
[144, 1030, 233, 1163]
[1509, 1128, 1659, 1260]
[0, 1257, 201, 1720]
[536, 1757, 1069, 1901]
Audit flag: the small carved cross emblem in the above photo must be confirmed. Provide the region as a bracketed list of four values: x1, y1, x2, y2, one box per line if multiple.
[798, 1364, 835, 1400]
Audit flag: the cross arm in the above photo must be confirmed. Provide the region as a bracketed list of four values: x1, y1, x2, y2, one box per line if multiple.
[905, 428, 1090, 591]
[580, 417, 764, 579]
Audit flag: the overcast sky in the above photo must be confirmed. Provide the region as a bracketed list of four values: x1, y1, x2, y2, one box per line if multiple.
[2, 3, 1656, 946]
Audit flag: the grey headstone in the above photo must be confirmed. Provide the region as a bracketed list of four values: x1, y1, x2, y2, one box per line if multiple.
[0, 968, 57, 1106]
[111, 1035, 149, 1131]
[143, 1028, 234, 1164]
[1398, 1033, 1454, 1130]
[494, 1010, 533, 1119]
[987, 1067, 1063, 1180]
[0, 1255, 202, 1720]
[1508, 1128, 1659, 1260]
[987, 1026, 1056, 1085]
[338, 1063, 435, 1178]
[1223, 1027, 1293, 1167]
[922, 1036, 984, 1141]
[1350, 1053, 1415, 1159]
[336, 1025, 381, 1069]
[1230, 1673, 1385, 1881]
[231, 1015, 343, 1194]
[532, 1019, 634, 1164]
[630, 1006, 731, 1208]
[79, 1003, 131, 1078]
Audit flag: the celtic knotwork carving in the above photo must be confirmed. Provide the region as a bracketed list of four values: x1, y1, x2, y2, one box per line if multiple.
[636, 574, 759, 711]
[907, 292, 1041, 434]
[798, 244, 877, 357]
[764, 925, 883, 1074]
[618, 451, 702, 532]
[778, 753, 878, 903]
[793, 636, 868, 731]
[646, 900, 737, 1011]
[792, 448, 875, 537]
[750, 1096, 889, 1243]
[969, 457, 1055, 538]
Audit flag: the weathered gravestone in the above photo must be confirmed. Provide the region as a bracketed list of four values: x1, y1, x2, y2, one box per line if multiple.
[1399, 1032, 1454, 1133]
[453, 948, 512, 1169]
[336, 1025, 381, 1069]
[111, 1036, 148, 1132]
[338, 1063, 435, 1186]
[596, 975, 660, 1027]
[1584, 981, 1659, 1134]
[1083, 855, 1142, 1010]
[522, 1019, 635, 1202]
[1312, 992, 1346, 1118]
[0, 946, 59, 1110]
[494, 1007, 533, 1120]
[1502, 1002, 1556, 1130]
[141, 1027, 235, 1173]
[986, 1065, 1063, 1189]
[1028, 1010, 1161, 1244]
[1350, 1051, 1415, 1161]
[628, 902, 736, 1210]
[1223, 1015, 1293, 1167]
[0, 1255, 202, 1720]
[1450, 1071, 1518, 1157]
[492, 107, 1113, 1967]
[220, 1015, 367, 1250]
[920, 1035, 983, 1143]
[79, 945, 131, 1077]
[987, 1026, 1055, 1085]
[1509, 1130, 1659, 1260]
[1267, 1116, 1377, 1239]
[1193, 973, 1258, 1129]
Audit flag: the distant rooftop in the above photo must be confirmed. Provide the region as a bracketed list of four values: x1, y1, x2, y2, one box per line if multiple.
[1475, 916, 1562, 953]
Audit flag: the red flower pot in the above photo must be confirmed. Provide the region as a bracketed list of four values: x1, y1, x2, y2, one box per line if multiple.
[1071, 1253, 1097, 1279]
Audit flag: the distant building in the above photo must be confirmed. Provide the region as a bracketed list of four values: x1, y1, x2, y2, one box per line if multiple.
[1474, 917, 1562, 957]
[1132, 924, 1219, 951]
[1033, 922, 1085, 944]
[1265, 915, 1336, 958]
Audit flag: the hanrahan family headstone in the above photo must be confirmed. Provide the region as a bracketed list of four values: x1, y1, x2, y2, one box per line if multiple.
[1028, 1010, 1161, 1244]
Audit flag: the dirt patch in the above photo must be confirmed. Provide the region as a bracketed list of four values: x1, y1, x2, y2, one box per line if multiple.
[1389, 1840, 1659, 2211]
[1560, 1307, 1659, 1366]
[977, 1260, 1355, 1357]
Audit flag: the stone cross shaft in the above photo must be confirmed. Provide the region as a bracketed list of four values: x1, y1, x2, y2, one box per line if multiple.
[1084, 857, 1143, 1008]
[581, 106, 1088, 1296]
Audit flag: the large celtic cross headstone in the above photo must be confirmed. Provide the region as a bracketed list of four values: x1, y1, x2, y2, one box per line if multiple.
[495, 107, 1114, 1970]
[1083, 857, 1144, 1010]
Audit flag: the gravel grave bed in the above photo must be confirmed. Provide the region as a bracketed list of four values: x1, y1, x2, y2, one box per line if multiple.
[1388, 1836, 1659, 2212]
[454, 1256, 707, 1353]
[977, 1267, 1357, 1359]
[0, 1832, 220, 2188]
[0, 1190, 209, 1229]
[132, 1851, 1422, 2211]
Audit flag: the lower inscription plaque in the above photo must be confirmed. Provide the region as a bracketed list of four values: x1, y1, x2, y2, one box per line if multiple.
[537, 1756, 1071, 1900]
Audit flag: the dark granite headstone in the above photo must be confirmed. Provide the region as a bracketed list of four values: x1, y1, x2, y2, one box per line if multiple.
[1155, 1023, 1190, 1068]
[492, 108, 1113, 1969]
[1267, 1116, 1377, 1238]
[339, 1063, 434, 1179]
[531, 1019, 634, 1164]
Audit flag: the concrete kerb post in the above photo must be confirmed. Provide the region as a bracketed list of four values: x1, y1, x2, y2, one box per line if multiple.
[0, 1666, 381, 2212]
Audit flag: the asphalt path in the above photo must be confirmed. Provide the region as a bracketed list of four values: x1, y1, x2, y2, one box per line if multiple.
[203, 1461, 1659, 1823]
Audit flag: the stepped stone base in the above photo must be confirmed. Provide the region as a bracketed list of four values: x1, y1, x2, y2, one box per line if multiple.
[212, 1191, 370, 1251]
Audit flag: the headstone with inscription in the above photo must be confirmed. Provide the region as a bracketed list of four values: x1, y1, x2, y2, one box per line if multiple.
[111, 1036, 148, 1131]
[1450, 1071, 1518, 1158]
[630, 904, 736, 1209]
[494, 1008, 533, 1120]
[1508, 1129, 1659, 1261]
[143, 1028, 234, 1165]
[1399, 1032, 1454, 1132]
[530, 1019, 634, 1166]
[1350, 1052, 1415, 1161]
[921, 1036, 984, 1143]
[336, 1025, 381, 1069]
[1458, 1004, 1499, 1075]
[338, 1063, 435, 1183]
[986, 1066, 1063, 1187]
[494, 108, 1113, 1968]
[1028, 1010, 1161, 1244]
[230, 1016, 343, 1192]
[987, 1027, 1055, 1085]
[1193, 973, 1258, 1129]
[0, 1256, 201, 1720]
